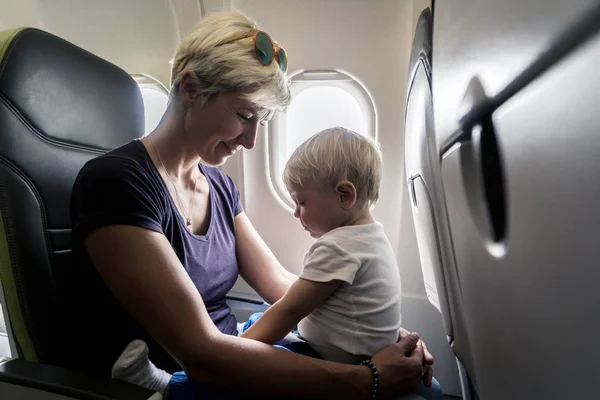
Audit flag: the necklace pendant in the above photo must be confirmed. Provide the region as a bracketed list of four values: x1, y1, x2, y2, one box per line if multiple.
[186, 217, 192, 226]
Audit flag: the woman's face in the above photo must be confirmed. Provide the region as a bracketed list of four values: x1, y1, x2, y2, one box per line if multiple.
[185, 91, 264, 166]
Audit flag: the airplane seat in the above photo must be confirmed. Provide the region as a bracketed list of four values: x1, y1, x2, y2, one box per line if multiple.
[405, 7, 445, 319]
[405, 7, 475, 399]
[405, 6, 464, 355]
[0, 28, 156, 397]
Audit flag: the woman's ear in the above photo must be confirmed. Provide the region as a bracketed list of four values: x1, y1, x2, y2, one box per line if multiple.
[336, 181, 357, 210]
[178, 70, 200, 107]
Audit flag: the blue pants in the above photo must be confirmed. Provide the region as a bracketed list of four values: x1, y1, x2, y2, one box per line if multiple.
[415, 378, 445, 400]
[169, 313, 444, 400]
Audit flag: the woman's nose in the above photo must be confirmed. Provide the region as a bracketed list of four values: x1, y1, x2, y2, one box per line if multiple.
[293, 206, 300, 218]
[239, 121, 259, 150]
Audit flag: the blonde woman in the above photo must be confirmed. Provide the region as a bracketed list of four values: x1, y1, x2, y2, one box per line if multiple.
[67, 11, 434, 400]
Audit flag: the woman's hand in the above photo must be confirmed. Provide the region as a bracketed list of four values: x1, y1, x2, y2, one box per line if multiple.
[372, 333, 426, 397]
[399, 327, 434, 387]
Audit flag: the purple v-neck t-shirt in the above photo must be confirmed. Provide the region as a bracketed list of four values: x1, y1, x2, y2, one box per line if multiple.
[68, 140, 241, 374]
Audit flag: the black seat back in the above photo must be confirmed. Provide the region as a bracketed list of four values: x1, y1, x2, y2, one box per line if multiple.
[0, 27, 144, 366]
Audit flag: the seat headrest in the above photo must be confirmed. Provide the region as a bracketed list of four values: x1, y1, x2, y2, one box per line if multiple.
[0, 28, 144, 150]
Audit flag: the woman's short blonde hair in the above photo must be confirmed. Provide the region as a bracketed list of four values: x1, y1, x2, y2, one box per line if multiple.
[171, 11, 291, 115]
[283, 127, 383, 209]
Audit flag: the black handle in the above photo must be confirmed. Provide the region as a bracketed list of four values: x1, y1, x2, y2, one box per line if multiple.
[466, 117, 507, 244]
[479, 117, 506, 242]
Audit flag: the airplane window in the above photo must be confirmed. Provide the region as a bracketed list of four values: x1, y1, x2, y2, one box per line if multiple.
[269, 70, 376, 208]
[280, 86, 367, 168]
[132, 75, 169, 136]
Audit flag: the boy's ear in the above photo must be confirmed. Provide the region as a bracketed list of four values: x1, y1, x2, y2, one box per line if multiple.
[336, 181, 357, 210]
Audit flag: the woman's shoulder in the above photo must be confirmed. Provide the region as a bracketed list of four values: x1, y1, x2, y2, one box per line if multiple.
[72, 140, 165, 208]
[77, 140, 154, 184]
[71, 140, 167, 235]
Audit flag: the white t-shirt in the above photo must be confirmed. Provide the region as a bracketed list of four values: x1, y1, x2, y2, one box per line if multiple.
[297, 223, 402, 364]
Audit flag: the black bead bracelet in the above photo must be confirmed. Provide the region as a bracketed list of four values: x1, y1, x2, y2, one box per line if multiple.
[360, 359, 380, 399]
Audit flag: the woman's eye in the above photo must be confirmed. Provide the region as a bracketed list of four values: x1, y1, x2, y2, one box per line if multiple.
[237, 113, 253, 123]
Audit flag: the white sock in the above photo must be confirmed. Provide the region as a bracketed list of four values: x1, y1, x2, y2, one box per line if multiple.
[111, 339, 171, 394]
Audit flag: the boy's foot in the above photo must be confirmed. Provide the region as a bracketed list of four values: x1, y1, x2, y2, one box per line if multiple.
[111, 339, 171, 394]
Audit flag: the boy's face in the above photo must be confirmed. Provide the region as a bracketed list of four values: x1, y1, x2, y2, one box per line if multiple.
[287, 184, 345, 239]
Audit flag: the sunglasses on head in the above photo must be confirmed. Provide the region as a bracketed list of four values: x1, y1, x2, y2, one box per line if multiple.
[219, 29, 288, 73]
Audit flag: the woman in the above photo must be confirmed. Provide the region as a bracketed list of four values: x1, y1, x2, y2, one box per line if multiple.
[67, 11, 434, 399]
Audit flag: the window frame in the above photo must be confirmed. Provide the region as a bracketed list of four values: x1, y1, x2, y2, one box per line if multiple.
[267, 70, 377, 210]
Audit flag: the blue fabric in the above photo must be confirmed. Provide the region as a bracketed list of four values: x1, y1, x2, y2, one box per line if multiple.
[69, 139, 242, 374]
[168, 372, 196, 399]
[415, 377, 444, 400]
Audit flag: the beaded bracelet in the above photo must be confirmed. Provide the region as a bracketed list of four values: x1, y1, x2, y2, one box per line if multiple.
[360, 359, 380, 399]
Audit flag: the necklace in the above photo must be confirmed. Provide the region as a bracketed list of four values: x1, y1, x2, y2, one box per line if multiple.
[149, 136, 197, 227]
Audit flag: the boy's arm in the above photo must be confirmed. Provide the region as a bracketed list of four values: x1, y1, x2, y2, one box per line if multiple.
[241, 277, 341, 344]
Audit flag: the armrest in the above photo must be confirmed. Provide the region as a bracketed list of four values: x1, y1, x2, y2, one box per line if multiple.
[226, 290, 266, 305]
[226, 291, 269, 323]
[0, 358, 158, 400]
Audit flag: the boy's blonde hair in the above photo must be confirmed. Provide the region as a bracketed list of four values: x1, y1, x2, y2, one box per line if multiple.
[283, 127, 382, 209]
[170, 11, 290, 116]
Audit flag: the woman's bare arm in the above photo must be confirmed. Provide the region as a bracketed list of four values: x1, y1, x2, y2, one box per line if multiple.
[234, 212, 297, 304]
[86, 225, 368, 398]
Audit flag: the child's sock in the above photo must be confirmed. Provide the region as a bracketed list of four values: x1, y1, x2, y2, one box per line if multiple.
[111, 339, 171, 394]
